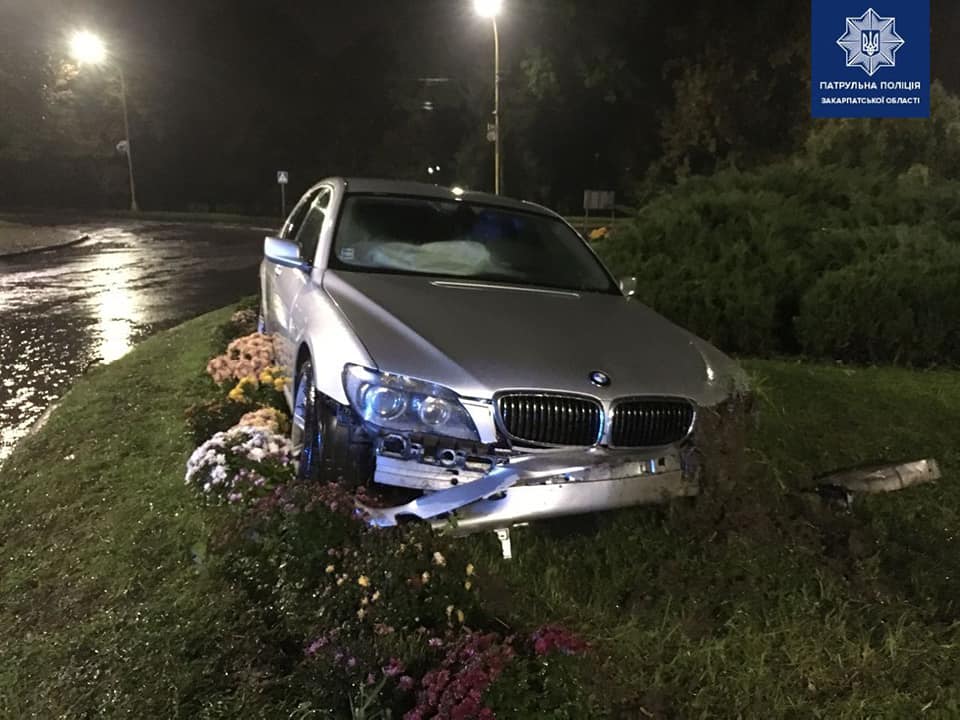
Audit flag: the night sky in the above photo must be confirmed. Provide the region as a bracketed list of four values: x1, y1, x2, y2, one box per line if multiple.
[2, 1, 957, 211]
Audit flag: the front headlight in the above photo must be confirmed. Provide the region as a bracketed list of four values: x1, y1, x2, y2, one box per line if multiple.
[342, 365, 480, 442]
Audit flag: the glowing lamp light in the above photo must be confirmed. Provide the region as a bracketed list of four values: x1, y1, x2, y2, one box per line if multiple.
[474, 0, 503, 18]
[451, 186, 465, 197]
[69, 30, 107, 65]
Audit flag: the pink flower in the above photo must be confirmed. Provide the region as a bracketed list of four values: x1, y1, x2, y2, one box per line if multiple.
[530, 625, 588, 657]
[406, 633, 512, 720]
[383, 657, 405, 677]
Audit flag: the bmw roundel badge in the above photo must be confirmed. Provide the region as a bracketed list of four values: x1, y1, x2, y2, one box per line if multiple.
[590, 371, 611, 388]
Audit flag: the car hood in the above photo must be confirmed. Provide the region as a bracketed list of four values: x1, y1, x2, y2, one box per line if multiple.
[323, 271, 742, 407]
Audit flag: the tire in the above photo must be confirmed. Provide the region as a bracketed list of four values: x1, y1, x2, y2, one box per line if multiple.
[292, 359, 373, 487]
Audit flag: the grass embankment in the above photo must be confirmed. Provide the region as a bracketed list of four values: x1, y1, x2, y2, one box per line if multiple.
[2, 306, 960, 717]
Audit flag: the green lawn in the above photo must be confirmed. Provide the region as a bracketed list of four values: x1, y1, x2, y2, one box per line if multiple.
[2, 307, 960, 718]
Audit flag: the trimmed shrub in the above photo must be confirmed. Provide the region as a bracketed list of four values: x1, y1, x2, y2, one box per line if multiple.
[596, 163, 960, 364]
[797, 233, 960, 366]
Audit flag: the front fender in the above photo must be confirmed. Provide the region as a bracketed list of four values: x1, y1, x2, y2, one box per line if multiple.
[289, 271, 374, 406]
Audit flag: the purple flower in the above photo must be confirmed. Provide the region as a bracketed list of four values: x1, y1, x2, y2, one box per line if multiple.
[383, 657, 405, 677]
[305, 639, 324, 657]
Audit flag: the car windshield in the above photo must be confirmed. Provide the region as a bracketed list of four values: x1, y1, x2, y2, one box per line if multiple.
[330, 195, 619, 294]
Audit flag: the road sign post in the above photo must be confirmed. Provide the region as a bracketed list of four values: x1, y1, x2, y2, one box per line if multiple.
[583, 190, 616, 233]
[277, 171, 289, 221]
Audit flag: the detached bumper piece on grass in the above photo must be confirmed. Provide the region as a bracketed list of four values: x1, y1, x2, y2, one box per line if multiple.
[809, 459, 942, 510]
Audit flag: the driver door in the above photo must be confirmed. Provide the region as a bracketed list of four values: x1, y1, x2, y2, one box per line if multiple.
[272, 187, 331, 372]
[263, 188, 319, 338]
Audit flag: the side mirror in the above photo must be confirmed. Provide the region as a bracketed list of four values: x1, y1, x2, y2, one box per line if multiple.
[619, 276, 638, 299]
[264, 236, 310, 272]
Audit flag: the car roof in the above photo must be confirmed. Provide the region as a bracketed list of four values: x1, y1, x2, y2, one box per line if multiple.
[335, 177, 560, 219]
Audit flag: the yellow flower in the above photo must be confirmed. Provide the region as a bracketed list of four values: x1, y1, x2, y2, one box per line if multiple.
[433, 552, 446, 567]
[445, 605, 454, 618]
[589, 226, 610, 241]
[464, 581, 473, 591]
[259, 370, 273, 384]
[361, 596, 370, 606]
[274, 378, 286, 392]
[421, 572, 431, 585]
[336, 577, 345, 586]
[371, 591, 381, 602]
[358, 575, 370, 587]
[357, 608, 367, 620]
[456, 609, 465, 624]
[465, 564, 475, 577]
[325, 565, 335, 574]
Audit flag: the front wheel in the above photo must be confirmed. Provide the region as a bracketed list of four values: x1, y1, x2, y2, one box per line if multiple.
[291, 359, 373, 486]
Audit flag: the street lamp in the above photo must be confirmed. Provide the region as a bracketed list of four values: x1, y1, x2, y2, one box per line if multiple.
[474, 0, 503, 195]
[68, 30, 139, 212]
[69, 31, 106, 65]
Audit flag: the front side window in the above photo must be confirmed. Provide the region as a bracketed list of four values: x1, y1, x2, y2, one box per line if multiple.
[282, 188, 320, 241]
[294, 188, 330, 265]
[330, 195, 618, 294]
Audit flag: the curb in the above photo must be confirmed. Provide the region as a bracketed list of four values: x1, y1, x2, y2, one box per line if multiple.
[0, 234, 91, 259]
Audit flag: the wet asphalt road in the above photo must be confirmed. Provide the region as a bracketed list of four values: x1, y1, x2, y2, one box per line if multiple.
[0, 220, 270, 462]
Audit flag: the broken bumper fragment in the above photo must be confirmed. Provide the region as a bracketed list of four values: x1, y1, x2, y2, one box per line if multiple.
[361, 446, 699, 534]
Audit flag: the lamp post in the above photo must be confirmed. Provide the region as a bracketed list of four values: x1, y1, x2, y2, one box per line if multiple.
[474, 0, 503, 195]
[69, 30, 139, 212]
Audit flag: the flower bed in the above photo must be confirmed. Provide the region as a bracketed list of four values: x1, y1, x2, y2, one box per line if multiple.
[181, 309, 596, 718]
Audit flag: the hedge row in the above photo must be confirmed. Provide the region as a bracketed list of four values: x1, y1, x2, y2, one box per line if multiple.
[596, 163, 960, 366]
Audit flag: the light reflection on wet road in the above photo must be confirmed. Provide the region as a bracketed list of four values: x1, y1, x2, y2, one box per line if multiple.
[0, 221, 269, 462]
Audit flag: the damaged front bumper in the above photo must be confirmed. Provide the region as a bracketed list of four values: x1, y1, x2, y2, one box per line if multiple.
[362, 445, 699, 535]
